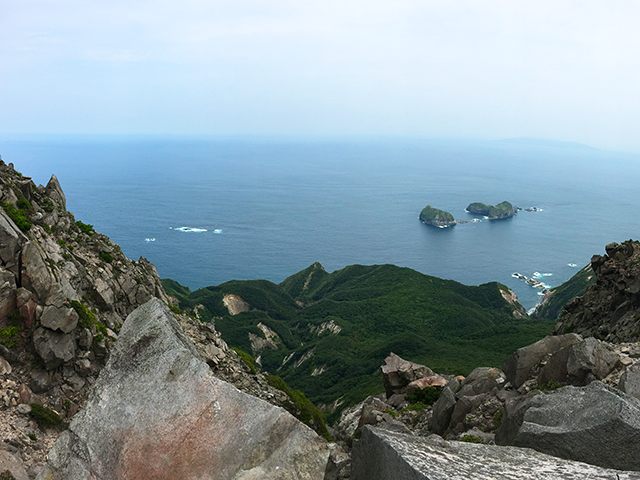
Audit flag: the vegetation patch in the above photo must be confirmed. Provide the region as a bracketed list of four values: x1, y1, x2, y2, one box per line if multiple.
[459, 434, 486, 444]
[29, 403, 67, 430]
[0, 471, 16, 480]
[493, 408, 504, 428]
[69, 300, 97, 329]
[265, 374, 332, 441]
[231, 347, 257, 374]
[75, 220, 94, 235]
[0, 325, 19, 348]
[1, 201, 31, 231]
[99, 252, 114, 263]
[405, 386, 442, 406]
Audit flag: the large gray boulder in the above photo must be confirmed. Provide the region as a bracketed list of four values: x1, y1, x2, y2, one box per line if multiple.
[353, 426, 640, 480]
[36, 298, 329, 480]
[496, 381, 640, 471]
[538, 337, 619, 387]
[502, 333, 582, 388]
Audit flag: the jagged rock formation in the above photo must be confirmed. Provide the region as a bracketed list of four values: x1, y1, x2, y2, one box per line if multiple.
[352, 426, 640, 479]
[36, 298, 330, 480]
[496, 381, 640, 471]
[554, 240, 640, 342]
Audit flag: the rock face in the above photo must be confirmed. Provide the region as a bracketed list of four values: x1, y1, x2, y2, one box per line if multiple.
[496, 381, 640, 471]
[37, 298, 330, 480]
[554, 240, 640, 342]
[352, 425, 640, 480]
[381, 353, 435, 397]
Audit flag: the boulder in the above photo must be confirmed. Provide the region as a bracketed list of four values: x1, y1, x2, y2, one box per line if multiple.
[538, 337, 620, 387]
[15, 287, 37, 328]
[352, 425, 640, 480]
[0, 267, 17, 319]
[21, 241, 54, 302]
[32, 327, 76, 370]
[405, 375, 447, 395]
[430, 386, 457, 435]
[457, 367, 505, 398]
[381, 353, 434, 397]
[502, 333, 583, 388]
[496, 381, 640, 471]
[0, 450, 30, 480]
[40, 304, 79, 333]
[36, 298, 329, 480]
[619, 366, 640, 400]
[0, 355, 11, 375]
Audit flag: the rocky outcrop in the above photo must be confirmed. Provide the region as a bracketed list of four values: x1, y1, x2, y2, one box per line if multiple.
[36, 298, 330, 480]
[496, 381, 640, 471]
[381, 353, 435, 397]
[353, 425, 640, 480]
[554, 240, 640, 342]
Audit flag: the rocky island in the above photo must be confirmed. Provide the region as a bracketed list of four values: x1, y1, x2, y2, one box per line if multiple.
[419, 205, 456, 227]
[466, 201, 517, 219]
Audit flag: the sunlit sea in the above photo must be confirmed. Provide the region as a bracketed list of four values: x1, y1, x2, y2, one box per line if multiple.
[2, 135, 639, 311]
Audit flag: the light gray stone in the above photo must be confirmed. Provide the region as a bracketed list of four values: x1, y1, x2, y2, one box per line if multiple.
[45, 174, 66, 211]
[0, 450, 30, 480]
[496, 381, 640, 471]
[37, 298, 329, 480]
[40, 304, 79, 333]
[0, 210, 28, 270]
[0, 355, 11, 375]
[353, 425, 640, 480]
[381, 353, 434, 397]
[457, 367, 505, 398]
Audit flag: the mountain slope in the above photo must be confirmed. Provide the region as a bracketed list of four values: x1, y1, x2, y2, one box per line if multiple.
[163, 263, 553, 415]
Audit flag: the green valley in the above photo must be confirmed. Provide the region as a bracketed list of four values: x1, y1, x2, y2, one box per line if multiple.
[163, 263, 554, 418]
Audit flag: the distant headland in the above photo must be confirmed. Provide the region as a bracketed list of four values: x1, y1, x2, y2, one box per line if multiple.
[420, 201, 522, 228]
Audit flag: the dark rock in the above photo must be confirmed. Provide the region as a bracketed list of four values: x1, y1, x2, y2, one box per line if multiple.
[503, 333, 583, 388]
[29, 369, 51, 393]
[353, 425, 638, 480]
[36, 298, 329, 480]
[538, 337, 619, 387]
[32, 327, 76, 370]
[496, 381, 640, 471]
[430, 386, 457, 435]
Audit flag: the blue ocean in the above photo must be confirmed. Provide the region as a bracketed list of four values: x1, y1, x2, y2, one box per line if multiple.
[2, 135, 639, 311]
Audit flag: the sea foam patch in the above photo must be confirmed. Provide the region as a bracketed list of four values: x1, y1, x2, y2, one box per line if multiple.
[171, 227, 208, 233]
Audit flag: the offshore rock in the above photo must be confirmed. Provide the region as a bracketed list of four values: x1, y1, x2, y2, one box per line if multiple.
[496, 381, 640, 471]
[352, 426, 640, 480]
[36, 299, 329, 480]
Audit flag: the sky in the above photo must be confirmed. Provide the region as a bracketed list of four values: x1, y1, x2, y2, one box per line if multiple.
[2, 1, 640, 151]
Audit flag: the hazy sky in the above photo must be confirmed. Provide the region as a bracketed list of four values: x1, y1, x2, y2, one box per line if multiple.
[2, 1, 640, 151]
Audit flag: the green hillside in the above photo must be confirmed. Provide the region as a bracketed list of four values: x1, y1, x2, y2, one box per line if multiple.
[163, 263, 553, 418]
[532, 264, 595, 320]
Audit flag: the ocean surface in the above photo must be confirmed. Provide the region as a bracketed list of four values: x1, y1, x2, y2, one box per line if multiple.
[2, 135, 640, 311]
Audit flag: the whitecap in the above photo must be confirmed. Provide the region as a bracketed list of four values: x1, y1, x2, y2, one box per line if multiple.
[145, 238, 156, 242]
[533, 272, 553, 278]
[568, 263, 578, 267]
[213, 229, 223, 234]
[174, 227, 207, 233]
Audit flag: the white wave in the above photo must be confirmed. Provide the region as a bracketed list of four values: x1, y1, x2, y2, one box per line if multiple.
[568, 263, 578, 267]
[213, 229, 223, 234]
[174, 227, 207, 233]
[145, 238, 156, 242]
[533, 272, 553, 278]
